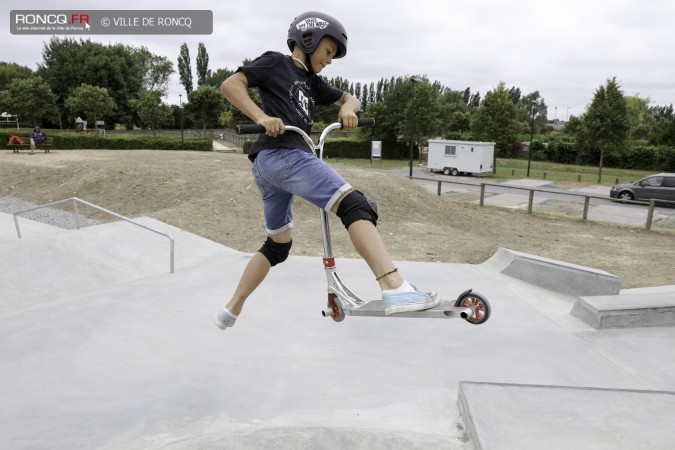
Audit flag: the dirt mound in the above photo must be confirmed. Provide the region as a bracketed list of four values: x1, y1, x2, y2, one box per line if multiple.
[1, 149, 673, 288]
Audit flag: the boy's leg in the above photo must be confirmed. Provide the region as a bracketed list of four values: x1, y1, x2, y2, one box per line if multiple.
[225, 229, 292, 316]
[215, 150, 297, 330]
[343, 219, 403, 290]
[29, 138, 35, 154]
[332, 193, 440, 315]
[215, 230, 292, 330]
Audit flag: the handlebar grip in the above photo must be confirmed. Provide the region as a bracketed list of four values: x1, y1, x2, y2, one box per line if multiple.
[236, 124, 266, 135]
[356, 118, 375, 127]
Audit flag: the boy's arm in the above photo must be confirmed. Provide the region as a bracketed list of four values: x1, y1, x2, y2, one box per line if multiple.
[220, 72, 285, 136]
[336, 92, 361, 130]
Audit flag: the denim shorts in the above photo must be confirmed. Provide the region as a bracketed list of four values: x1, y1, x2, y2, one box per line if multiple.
[252, 148, 352, 235]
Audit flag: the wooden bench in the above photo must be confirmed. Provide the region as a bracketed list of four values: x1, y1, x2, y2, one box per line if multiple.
[7, 136, 53, 154]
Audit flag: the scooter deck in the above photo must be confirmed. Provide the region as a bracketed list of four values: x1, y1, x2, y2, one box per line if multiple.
[344, 300, 473, 319]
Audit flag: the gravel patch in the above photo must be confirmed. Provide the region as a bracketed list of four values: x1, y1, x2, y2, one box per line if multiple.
[0, 196, 101, 229]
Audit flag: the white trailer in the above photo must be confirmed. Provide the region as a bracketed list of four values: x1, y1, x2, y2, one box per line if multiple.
[427, 139, 495, 176]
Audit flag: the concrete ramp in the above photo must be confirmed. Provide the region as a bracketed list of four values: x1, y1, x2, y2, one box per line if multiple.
[459, 381, 675, 450]
[481, 247, 621, 296]
[571, 291, 675, 329]
[0, 215, 239, 315]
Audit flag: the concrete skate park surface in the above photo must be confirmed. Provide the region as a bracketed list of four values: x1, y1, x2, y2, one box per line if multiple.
[1, 211, 675, 449]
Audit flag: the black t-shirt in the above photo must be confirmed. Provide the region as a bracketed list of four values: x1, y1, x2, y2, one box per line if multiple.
[238, 51, 344, 161]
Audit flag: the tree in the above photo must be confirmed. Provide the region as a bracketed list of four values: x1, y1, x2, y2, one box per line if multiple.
[583, 77, 628, 182]
[507, 86, 521, 104]
[0, 62, 34, 91]
[448, 111, 471, 134]
[362, 77, 412, 145]
[65, 83, 116, 125]
[0, 76, 58, 126]
[218, 110, 235, 129]
[625, 95, 654, 140]
[131, 90, 173, 135]
[468, 91, 481, 107]
[135, 49, 174, 93]
[38, 37, 146, 128]
[470, 82, 521, 160]
[203, 67, 236, 88]
[649, 104, 673, 121]
[186, 85, 224, 133]
[177, 43, 193, 95]
[402, 79, 441, 151]
[438, 89, 470, 135]
[462, 87, 471, 105]
[518, 91, 548, 128]
[196, 43, 210, 87]
[648, 104, 675, 146]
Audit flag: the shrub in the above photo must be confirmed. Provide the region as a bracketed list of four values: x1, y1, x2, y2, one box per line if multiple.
[241, 138, 412, 160]
[0, 130, 211, 151]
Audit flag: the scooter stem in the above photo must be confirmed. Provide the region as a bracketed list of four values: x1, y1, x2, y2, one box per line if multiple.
[320, 209, 335, 264]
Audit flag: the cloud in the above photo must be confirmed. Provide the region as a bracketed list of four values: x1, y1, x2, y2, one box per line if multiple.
[2, 0, 674, 117]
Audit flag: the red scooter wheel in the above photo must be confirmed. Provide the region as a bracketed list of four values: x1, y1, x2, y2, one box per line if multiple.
[455, 291, 490, 324]
[326, 293, 345, 322]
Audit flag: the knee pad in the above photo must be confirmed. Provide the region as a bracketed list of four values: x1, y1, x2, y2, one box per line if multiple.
[336, 190, 378, 229]
[259, 237, 292, 266]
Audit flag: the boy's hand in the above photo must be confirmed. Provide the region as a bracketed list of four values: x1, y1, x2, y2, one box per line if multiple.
[257, 116, 285, 137]
[336, 92, 361, 130]
[338, 107, 358, 130]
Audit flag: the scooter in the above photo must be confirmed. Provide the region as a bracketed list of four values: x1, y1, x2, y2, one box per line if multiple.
[237, 119, 490, 325]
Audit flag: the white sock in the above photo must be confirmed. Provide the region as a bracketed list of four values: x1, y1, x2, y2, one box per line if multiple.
[383, 280, 416, 294]
[223, 308, 237, 318]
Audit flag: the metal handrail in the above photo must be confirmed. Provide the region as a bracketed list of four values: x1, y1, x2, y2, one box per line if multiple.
[13, 197, 175, 273]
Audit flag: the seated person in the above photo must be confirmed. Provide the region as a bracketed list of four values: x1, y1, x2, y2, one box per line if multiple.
[29, 126, 47, 154]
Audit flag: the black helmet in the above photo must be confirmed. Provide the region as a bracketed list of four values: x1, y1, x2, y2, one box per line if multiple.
[287, 11, 348, 59]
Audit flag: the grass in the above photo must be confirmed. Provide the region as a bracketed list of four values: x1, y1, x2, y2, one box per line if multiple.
[323, 156, 657, 186]
[324, 157, 411, 170]
[493, 159, 655, 186]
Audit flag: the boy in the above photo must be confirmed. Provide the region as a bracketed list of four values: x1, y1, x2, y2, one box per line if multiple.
[29, 126, 47, 155]
[215, 11, 439, 330]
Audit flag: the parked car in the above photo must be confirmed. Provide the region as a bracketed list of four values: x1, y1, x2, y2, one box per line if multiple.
[609, 173, 675, 202]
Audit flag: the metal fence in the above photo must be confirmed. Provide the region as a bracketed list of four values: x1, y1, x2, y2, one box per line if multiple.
[413, 177, 675, 232]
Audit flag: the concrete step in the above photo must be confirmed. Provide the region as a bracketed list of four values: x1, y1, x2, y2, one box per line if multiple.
[571, 291, 675, 329]
[481, 247, 621, 296]
[459, 381, 675, 450]
[0, 211, 63, 241]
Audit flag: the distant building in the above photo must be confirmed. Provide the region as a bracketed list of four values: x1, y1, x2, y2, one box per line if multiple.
[548, 119, 566, 131]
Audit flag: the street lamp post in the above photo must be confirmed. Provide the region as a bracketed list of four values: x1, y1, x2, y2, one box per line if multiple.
[527, 102, 536, 177]
[408, 76, 422, 177]
[179, 94, 184, 149]
[566, 106, 572, 121]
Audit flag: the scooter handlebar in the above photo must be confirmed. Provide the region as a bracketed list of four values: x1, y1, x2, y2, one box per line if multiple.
[235, 124, 266, 135]
[236, 118, 375, 135]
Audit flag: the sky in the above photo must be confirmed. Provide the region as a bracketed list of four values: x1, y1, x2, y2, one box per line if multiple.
[2, 0, 674, 121]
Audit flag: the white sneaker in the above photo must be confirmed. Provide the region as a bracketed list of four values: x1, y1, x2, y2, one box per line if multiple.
[382, 285, 440, 316]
